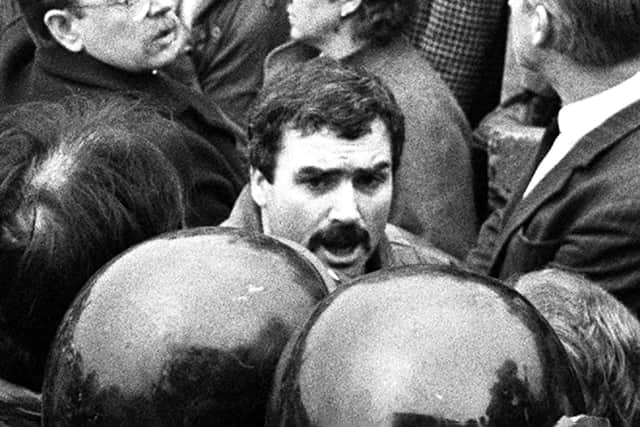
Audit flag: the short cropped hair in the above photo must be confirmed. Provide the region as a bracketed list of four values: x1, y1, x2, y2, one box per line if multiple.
[526, 0, 640, 66]
[514, 269, 640, 427]
[248, 57, 405, 182]
[351, 0, 415, 46]
[0, 97, 186, 388]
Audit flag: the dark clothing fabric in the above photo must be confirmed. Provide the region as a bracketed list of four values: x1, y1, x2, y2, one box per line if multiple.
[265, 37, 478, 259]
[191, 0, 289, 129]
[466, 103, 640, 316]
[222, 187, 457, 275]
[0, 0, 20, 33]
[403, 0, 509, 127]
[0, 17, 247, 226]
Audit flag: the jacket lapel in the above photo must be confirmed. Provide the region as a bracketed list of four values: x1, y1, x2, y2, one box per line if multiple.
[489, 100, 640, 273]
[499, 119, 559, 224]
[220, 186, 263, 232]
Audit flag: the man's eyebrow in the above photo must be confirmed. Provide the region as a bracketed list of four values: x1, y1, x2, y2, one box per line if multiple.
[296, 162, 391, 176]
[355, 161, 391, 174]
[296, 167, 340, 178]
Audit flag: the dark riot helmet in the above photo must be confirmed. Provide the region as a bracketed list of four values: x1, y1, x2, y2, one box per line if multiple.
[267, 264, 585, 427]
[42, 227, 332, 426]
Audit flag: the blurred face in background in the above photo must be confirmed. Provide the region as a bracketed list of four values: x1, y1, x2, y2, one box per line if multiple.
[286, 0, 342, 46]
[60, 0, 188, 71]
[508, 0, 544, 71]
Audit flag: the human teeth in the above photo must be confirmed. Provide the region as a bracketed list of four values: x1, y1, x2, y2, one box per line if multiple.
[316, 245, 363, 268]
[328, 246, 356, 256]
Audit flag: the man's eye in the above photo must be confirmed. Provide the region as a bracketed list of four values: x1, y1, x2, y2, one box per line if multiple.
[300, 174, 337, 192]
[355, 173, 386, 190]
[305, 177, 329, 189]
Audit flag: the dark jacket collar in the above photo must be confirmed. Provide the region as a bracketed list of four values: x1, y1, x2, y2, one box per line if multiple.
[222, 186, 263, 232]
[33, 41, 246, 140]
[35, 43, 194, 111]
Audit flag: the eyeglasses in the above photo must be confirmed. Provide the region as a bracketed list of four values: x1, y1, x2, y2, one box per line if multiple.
[75, 0, 151, 21]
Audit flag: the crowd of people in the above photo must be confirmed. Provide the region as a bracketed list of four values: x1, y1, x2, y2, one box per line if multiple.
[0, 0, 639, 425]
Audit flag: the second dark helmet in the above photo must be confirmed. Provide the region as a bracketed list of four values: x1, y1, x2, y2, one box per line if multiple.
[267, 265, 585, 427]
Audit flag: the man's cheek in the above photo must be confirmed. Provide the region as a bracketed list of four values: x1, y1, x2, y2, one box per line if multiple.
[370, 196, 393, 223]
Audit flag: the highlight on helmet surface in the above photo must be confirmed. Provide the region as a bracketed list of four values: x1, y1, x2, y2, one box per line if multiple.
[267, 264, 586, 427]
[42, 227, 331, 427]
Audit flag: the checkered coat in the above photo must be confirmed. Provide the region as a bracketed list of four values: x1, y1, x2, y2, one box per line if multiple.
[404, 0, 509, 127]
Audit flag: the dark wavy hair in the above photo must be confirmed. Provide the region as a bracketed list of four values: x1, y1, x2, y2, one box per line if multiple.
[0, 97, 186, 389]
[514, 269, 640, 427]
[248, 57, 405, 182]
[351, 0, 416, 46]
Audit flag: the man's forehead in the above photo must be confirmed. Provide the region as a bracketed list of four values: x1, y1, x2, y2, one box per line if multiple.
[278, 119, 392, 168]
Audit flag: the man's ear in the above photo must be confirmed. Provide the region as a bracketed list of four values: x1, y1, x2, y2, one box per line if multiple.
[43, 9, 84, 52]
[340, 0, 361, 18]
[250, 167, 270, 208]
[531, 4, 551, 47]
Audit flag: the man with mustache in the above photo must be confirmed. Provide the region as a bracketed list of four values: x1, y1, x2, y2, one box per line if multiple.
[222, 59, 454, 281]
[264, 0, 478, 261]
[0, 0, 246, 226]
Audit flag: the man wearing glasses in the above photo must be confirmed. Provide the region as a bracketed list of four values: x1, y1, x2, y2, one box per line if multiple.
[31, 0, 188, 71]
[0, 0, 247, 226]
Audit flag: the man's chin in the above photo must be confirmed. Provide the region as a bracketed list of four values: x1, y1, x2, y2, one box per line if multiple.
[289, 27, 302, 40]
[289, 28, 313, 44]
[146, 30, 188, 67]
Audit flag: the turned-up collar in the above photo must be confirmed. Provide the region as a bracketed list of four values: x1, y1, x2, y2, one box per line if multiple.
[34, 43, 192, 113]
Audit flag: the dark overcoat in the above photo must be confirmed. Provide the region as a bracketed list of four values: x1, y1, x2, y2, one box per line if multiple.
[0, 17, 247, 226]
[467, 103, 640, 316]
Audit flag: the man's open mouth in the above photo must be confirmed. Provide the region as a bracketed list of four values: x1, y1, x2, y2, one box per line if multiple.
[316, 244, 363, 267]
[325, 243, 359, 257]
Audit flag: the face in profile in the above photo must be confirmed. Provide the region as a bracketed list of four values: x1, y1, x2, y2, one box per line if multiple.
[63, 0, 188, 72]
[286, 0, 342, 45]
[508, 0, 540, 71]
[252, 118, 393, 279]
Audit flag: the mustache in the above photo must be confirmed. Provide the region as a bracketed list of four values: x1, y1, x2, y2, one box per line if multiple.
[308, 223, 371, 253]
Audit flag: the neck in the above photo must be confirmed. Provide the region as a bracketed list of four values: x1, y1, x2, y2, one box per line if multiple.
[544, 56, 640, 105]
[310, 21, 367, 60]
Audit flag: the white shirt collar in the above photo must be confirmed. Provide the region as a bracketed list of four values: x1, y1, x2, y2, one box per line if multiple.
[558, 71, 640, 140]
[523, 71, 640, 198]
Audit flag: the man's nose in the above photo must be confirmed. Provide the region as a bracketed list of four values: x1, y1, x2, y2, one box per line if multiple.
[148, 0, 174, 16]
[328, 183, 361, 223]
